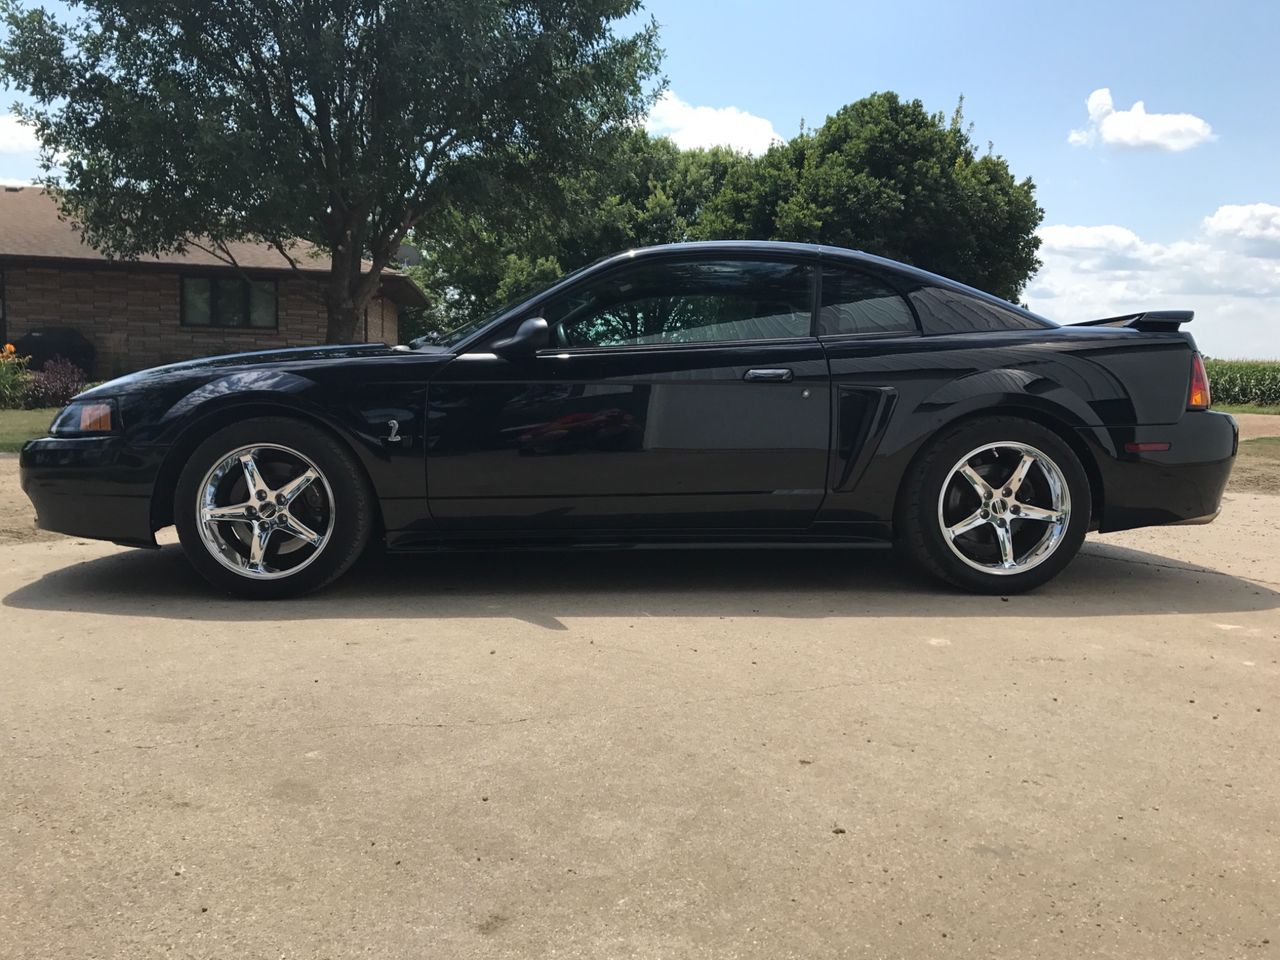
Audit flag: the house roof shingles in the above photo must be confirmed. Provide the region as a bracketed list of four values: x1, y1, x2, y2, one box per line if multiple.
[0, 186, 426, 307]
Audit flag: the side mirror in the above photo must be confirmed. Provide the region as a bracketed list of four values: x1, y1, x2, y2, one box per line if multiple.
[491, 317, 550, 360]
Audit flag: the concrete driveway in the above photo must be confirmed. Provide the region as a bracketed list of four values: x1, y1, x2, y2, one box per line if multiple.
[3, 492, 1278, 959]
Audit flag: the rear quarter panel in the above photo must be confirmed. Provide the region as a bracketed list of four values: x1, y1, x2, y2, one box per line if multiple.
[817, 326, 1196, 527]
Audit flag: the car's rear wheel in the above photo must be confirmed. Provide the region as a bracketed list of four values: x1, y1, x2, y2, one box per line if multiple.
[898, 416, 1091, 593]
[174, 417, 373, 598]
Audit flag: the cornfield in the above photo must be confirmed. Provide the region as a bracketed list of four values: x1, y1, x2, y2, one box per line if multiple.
[1205, 359, 1280, 407]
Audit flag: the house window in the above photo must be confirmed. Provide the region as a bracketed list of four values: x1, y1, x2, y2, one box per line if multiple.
[181, 276, 278, 329]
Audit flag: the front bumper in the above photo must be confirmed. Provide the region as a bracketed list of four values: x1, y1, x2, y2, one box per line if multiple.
[20, 436, 162, 547]
[1083, 411, 1238, 533]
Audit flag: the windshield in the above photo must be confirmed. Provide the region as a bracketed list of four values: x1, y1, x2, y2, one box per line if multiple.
[409, 255, 614, 349]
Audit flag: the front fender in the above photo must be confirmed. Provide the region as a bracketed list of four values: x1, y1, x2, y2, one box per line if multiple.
[144, 372, 429, 505]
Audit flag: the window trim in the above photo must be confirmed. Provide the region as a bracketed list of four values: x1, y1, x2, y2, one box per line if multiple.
[179, 274, 279, 331]
[534, 334, 822, 358]
[525, 252, 820, 353]
[814, 260, 923, 340]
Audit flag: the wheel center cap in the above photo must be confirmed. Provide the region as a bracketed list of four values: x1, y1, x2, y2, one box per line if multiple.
[259, 503, 278, 519]
[992, 499, 1007, 515]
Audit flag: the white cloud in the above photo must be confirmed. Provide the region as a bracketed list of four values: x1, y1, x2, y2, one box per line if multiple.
[0, 115, 39, 154]
[645, 90, 781, 155]
[1204, 203, 1280, 257]
[0, 177, 37, 187]
[1026, 206, 1280, 359]
[1068, 88, 1214, 152]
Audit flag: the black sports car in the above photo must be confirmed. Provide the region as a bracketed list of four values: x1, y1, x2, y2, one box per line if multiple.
[20, 241, 1237, 598]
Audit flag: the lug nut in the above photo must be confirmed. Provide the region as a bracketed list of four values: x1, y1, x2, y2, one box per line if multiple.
[256, 490, 267, 501]
[1002, 487, 1012, 497]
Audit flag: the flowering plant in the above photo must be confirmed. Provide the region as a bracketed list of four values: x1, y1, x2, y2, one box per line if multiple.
[0, 343, 30, 409]
[23, 356, 86, 409]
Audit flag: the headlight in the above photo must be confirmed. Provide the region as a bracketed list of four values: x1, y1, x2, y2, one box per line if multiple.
[50, 399, 121, 436]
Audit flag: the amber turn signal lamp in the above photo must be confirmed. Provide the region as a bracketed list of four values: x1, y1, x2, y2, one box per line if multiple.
[1187, 354, 1211, 410]
[78, 403, 114, 432]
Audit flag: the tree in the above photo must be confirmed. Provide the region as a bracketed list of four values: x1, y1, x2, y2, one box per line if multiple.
[721, 93, 1044, 302]
[406, 92, 1042, 338]
[0, 0, 661, 342]
[407, 130, 750, 335]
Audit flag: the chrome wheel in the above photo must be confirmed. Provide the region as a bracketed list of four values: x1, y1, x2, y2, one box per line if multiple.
[937, 441, 1071, 576]
[196, 443, 335, 580]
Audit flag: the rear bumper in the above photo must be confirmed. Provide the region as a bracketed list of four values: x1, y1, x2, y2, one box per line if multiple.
[1083, 411, 1237, 533]
[19, 436, 160, 547]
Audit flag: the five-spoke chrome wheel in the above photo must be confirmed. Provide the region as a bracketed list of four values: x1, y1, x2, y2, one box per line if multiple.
[196, 443, 335, 580]
[937, 442, 1070, 576]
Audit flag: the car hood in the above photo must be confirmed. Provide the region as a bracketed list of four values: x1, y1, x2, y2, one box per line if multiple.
[81, 343, 402, 397]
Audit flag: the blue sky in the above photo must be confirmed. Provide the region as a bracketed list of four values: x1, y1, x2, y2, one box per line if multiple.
[2, 0, 1277, 355]
[642, 0, 1279, 243]
[637, 0, 1280, 357]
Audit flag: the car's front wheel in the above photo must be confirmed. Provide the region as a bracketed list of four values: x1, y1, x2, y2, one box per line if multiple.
[174, 417, 373, 598]
[898, 416, 1091, 593]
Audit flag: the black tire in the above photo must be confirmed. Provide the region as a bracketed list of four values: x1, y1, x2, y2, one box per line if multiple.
[897, 416, 1091, 594]
[174, 417, 374, 598]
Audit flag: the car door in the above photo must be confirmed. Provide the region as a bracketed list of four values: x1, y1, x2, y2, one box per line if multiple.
[425, 254, 831, 532]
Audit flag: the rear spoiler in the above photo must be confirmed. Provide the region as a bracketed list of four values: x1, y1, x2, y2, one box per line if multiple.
[1070, 310, 1193, 332]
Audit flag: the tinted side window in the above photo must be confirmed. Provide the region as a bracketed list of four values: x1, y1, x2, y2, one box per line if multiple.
[819, 267, 916, 337]
[543, 259, 813, 348]
[908, 286, 1051, 334]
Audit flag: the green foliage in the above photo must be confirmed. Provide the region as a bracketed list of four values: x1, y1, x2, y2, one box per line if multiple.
[0, 0, 662, 342]
[0, 343, 29, 409]
[1205, 359, 1280, 407]
[407, 92, 1043, 337]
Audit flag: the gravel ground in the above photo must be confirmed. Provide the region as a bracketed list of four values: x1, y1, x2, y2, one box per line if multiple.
[2, 450, 1279, 957]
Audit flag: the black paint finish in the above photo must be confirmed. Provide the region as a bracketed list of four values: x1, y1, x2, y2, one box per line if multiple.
[19, 242, 1237, 553]
[425, 339, 831, 530]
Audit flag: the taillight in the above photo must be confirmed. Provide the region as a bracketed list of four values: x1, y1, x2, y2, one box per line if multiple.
[1188, 353, 1211, 410]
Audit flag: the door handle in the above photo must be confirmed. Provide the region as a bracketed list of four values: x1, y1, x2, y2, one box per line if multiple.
[743, 368, 794, 382]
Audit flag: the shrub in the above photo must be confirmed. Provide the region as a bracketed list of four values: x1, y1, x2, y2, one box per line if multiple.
[0, 343, 31, 409]
[23, 355, 87, 409]
[1204, 359, 1280, 408]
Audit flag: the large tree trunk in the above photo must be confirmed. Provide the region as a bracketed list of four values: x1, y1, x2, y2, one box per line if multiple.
[325, 300, 364, 344]
[323, 242, 374, 344]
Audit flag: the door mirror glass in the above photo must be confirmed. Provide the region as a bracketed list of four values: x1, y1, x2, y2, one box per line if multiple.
[491, 316, 550, 359]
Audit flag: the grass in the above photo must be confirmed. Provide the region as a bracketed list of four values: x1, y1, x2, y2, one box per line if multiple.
[1217, 403, 1280, 416]
[0, 408, 57, 453]
[1242, 436, 1280, 453]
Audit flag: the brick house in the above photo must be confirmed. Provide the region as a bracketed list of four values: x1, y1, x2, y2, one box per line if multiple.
[0, 186, 427, 378]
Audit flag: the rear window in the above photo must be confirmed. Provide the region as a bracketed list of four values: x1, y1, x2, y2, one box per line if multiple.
[819, 267, 917, 337]
[908, 286, 1052, 334]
